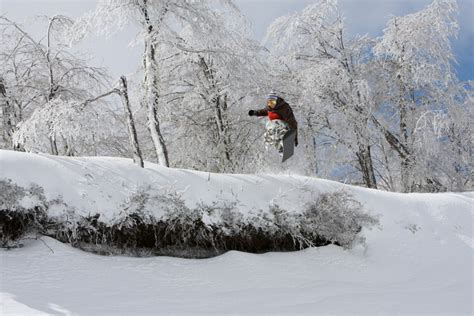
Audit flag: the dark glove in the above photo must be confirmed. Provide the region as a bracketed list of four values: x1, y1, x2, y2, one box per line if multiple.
[295, 137, 298, 147]
[248, 110, 255, 116]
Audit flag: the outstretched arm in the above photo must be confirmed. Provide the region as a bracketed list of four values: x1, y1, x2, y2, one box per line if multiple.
[249, 108, 268, 116]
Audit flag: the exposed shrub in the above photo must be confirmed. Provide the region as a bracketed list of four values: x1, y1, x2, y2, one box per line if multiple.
[302, 190, 380, 248]
[0, 179, 48, 247]
[0, 179, 379, 257]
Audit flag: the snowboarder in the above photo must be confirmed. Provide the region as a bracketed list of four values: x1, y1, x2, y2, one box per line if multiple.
[248, 93, 298, 155]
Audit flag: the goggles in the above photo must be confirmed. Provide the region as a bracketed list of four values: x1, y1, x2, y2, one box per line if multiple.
[267, 99, 277, 107]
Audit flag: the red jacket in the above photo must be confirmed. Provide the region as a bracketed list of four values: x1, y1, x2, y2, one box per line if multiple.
[268, 111, 282, 121]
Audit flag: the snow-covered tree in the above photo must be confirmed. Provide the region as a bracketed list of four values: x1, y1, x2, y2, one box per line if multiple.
[261, 0, 471, 192]
[264, 0, 378, 188]
[373, 0, 468, 191]
[155, 9, 266, 172]
[71, 0, 246, 167]
[0, 15, 111, 155]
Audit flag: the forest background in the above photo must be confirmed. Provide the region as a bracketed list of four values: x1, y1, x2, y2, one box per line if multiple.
[1, 0, 472, 193]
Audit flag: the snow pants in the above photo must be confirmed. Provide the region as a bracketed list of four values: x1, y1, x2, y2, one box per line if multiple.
[264, 119, 289, 152]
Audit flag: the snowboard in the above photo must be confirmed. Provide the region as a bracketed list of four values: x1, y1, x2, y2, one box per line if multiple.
[281, 129, 296, 163]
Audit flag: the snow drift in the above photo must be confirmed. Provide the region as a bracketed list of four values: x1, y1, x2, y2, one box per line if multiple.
[0, 150, 473, 314]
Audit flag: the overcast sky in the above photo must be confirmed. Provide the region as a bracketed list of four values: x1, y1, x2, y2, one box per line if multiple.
[1, 0, 473, 81]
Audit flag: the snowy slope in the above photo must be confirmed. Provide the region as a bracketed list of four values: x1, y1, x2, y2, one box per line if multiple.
[0, 150, 347, 222]
[1, 150, 473, 315]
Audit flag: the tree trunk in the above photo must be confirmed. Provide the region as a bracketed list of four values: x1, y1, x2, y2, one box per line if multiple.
[370, 114, 414, 190]
[119, 76, 144, 168]
[198, 56, 233, 171]
[356, 145, 377, 189]
[305, 118, 319, 175]
[63, 137, 74, 156]
[0, 77, 15, 148]
[400, 156, 412, 192]
[142, 3, 169, 167]
[213, 92, 232, 170]
[145, 68, 169, 166]
[46, 18, 60, 156]
[49, 135, 59, 155]
[399, 98, 412, 192]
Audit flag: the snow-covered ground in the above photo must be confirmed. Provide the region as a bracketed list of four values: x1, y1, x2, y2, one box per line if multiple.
[1, 150, 473, 315]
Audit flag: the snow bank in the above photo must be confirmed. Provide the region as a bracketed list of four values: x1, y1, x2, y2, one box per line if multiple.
[1, 149, 473, 314]
[0, 150, 344, 223]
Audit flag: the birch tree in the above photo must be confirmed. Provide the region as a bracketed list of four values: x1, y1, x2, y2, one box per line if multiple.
[71, 0, 241, 167]
[119, 75, 144, 168]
